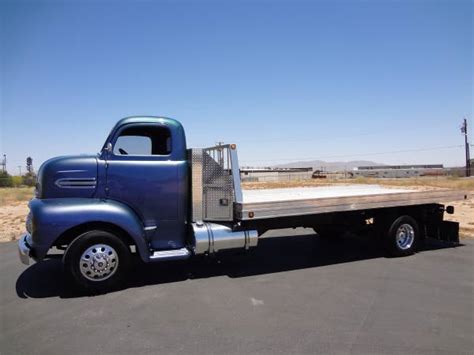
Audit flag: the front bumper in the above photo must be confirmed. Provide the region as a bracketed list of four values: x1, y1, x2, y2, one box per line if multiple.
[18, 233, 32, 265]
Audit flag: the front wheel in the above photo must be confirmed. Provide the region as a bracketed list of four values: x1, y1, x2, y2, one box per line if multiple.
[385, 215, 419, 257]
[63, 230, 131, 292]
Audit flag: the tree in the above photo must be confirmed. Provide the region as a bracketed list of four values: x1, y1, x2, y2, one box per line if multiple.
[26, 157, 33, 174]
[22, 156, 36, 186]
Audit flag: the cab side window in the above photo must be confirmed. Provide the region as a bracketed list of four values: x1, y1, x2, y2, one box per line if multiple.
[114, 125, 172, 156]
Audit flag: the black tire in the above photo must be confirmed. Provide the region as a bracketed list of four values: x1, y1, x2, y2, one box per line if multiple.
[63, 230, 131, 292]
[385, 215, 419, 257]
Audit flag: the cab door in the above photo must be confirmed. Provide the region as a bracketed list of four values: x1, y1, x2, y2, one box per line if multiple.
[103, 122, 187, 250]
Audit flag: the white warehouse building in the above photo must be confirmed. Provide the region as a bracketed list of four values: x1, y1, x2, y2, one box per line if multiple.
[349, 164, 445, 178]
[240, 167, 313, 182]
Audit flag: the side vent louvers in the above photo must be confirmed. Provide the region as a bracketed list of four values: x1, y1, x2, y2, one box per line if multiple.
[55, 178, 97, 189]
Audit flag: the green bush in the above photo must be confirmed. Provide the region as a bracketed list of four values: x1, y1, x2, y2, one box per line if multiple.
[22, 173, 36, 187]
[12, 176, 23, 187]
[0, 171, 13, 187]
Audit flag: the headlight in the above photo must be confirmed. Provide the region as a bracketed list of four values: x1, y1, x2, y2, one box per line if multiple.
[26, 212, 33, 234]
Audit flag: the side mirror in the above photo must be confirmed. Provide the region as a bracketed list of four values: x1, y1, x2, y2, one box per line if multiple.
[104, 142, 113, 153]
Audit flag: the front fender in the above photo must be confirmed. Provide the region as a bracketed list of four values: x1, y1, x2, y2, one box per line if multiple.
[29, 198, 149, 261]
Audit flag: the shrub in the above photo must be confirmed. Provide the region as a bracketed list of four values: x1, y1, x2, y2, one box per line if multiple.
[0, 171, 13, 187]
[22, 173, 36, 187]
[11, 176, 23, 187]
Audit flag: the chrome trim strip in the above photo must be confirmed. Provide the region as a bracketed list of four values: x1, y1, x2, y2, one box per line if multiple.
[229, 145, 243, 204]
[18, 234, 31, 265]
[55, 177, 97, 189]
[149, 248, 191, 261]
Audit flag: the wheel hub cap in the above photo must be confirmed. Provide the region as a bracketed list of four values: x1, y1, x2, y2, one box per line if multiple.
[396, 224, 415, 250]
[79, 244, 119, 281]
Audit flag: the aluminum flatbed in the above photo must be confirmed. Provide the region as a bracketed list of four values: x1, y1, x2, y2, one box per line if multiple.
[189, 145, 468, 226]
[235, 185, 468, 220]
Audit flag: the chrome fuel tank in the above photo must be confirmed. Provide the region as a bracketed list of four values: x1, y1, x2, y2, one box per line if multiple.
[192, 222, 258, 255]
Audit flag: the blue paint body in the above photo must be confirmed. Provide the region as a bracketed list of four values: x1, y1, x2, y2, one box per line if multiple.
[31, 117, 189, 262]
[36, 155, 99, 199]
[29, 198, 149, 261]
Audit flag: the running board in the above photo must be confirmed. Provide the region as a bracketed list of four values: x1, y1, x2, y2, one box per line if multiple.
[149, 247, 192, 262]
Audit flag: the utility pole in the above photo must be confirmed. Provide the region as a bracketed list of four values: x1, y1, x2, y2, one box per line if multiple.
[461, 118, 471, 177]
[1, 154, 5, 172]
[18, 165, 22, 176]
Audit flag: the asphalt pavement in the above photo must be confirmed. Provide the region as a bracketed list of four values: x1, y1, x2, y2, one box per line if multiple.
[1, 229, 473, 354]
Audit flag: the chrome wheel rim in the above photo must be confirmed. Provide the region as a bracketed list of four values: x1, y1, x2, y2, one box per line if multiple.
[396, 224, 415, 250]
[79, 244, 119, 281]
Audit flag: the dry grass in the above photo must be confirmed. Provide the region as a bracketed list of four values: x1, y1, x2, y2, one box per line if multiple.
[0, 188, 34, 242]
[350, 176, 474, 190]
[0, 187, 34, 205]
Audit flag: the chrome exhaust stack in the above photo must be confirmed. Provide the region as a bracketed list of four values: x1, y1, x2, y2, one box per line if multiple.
[192, 222, 258, 255]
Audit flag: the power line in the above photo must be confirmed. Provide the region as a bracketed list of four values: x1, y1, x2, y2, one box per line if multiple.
[224, 123, 446, 145]
[231, 131, 379, 144]
[241, 144, 464, 163]
[1, 154, 5, 173]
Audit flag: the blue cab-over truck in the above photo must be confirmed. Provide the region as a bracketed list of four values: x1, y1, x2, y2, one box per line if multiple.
[18, 117, 467, 292]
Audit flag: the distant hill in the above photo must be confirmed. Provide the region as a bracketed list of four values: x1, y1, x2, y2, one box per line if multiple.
[275, 160, 385, 172]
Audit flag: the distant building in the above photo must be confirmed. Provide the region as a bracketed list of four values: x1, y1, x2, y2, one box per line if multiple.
[349, 164, 445, 178]
[241, 167, 313, 182]
[357, 164, 443, 170]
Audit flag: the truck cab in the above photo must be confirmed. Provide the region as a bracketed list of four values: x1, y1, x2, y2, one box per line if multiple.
[99, 117, 189, 250]
[20, 116, 256, 291]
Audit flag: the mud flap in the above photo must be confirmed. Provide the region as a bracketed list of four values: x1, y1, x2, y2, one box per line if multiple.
[439, 221, 460, 243]
[427, 221, 459, 243]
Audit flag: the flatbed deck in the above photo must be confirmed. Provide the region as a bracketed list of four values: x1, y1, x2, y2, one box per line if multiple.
[236, 185, 468, 220]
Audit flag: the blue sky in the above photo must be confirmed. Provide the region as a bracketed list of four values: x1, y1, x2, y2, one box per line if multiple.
[1, 0, 472, 174]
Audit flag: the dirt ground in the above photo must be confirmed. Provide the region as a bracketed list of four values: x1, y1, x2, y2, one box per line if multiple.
[1, 178, 473, 242]
[0, 202, 28, 242]
[0, 187, 33, 242]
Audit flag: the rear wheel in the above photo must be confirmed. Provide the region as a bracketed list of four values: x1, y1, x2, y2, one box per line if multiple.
[384, 215, 419, 257]
[63, 230, 131, 292]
